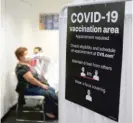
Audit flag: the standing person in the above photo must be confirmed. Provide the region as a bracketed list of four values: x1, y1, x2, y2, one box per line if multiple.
[15, 47, 58, 120]
[33, 47, 50, 82]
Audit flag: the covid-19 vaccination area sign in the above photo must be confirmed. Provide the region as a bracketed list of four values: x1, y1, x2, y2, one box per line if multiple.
[65, 2, 125, 121]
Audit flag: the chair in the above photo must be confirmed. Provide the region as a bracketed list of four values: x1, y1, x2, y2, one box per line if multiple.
[16, 95, 45, 123]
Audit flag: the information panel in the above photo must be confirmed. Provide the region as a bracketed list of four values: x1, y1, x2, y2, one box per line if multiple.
[65, 2, 125, 121]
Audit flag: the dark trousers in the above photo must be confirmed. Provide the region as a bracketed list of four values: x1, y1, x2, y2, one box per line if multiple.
[24, 86, 58, 115]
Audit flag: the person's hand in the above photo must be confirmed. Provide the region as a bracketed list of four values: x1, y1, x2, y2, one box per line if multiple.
[42, 84, 49, 90]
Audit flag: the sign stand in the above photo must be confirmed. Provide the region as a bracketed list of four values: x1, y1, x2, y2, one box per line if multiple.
[59, 1, 132, 123]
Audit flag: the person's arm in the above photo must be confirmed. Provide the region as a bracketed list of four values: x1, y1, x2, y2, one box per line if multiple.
[35, 53, 50, 63]
[23, 71, 48, 90]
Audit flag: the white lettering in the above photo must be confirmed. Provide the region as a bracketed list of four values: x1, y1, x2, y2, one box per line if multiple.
[103, 27, 119, 34]
[71, 13, 77, 23]
[77, 12, 84, 23]
[94, 12, 101, 23]
[84, 12, 91, 23]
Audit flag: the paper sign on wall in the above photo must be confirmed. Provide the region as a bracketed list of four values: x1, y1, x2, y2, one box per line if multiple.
[39, 14, 59, 30]
[65, 2, 125, 121]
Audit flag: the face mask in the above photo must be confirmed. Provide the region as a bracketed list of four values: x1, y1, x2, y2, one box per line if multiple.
[31, 54, 40, 59]
[25, 54, 39, 62]
[25, 55, 31, 62]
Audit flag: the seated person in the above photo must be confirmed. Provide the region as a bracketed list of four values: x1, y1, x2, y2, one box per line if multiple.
[15, 47, 58, 119]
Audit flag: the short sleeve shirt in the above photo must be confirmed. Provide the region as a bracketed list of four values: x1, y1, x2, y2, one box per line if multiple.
[15, 64, 30, 86]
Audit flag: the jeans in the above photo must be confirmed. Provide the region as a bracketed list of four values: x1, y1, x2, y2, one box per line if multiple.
[24, 86, 58, 115]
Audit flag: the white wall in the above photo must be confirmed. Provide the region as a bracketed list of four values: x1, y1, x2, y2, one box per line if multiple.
[0, 0, 72, 118]
[59, 1, 132, 123]
[20, 0, 72, 62]
[19, 0, 72, 89]
[0, 0, 33, 118]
